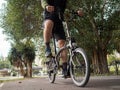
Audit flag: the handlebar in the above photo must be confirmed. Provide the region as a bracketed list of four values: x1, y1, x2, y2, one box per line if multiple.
[69, 10, 79, 15]
[53, 7, 83, 21]
[68, 10, 79, 22]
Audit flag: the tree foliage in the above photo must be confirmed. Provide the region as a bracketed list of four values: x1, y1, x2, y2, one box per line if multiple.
[65, 0, 120, 74]
[2, 0, 42, 42]
[0, 60, 11, 69]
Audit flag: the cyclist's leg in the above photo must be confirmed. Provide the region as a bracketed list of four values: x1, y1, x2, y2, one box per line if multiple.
[43, 19, 54, 57]
[53, 21, 67, 63]
[57, 40, 67, 63]
[58, 40, 69, 77]
[43, 20, 53, 44]
[54, 21, 70, 78]
[43, 10, 58, 57]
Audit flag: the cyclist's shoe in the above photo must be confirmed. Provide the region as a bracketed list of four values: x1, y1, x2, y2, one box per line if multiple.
[66, 70, 70, 78]
[45, 47, 52, 57]
[62, 70, 71, 79]
[62, 63, 71, 79]
[48, 69, 54, 74]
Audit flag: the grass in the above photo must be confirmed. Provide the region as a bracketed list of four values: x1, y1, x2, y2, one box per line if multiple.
[0, 76, 24, 83]
[0, 75, 44, 83]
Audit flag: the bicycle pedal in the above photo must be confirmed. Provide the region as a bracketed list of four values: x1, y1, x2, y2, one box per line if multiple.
[44, 61, 50, 65]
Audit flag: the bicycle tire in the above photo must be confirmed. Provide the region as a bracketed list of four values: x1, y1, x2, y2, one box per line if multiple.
[47, 57, 57, 83]
[70, 48, 90, 87]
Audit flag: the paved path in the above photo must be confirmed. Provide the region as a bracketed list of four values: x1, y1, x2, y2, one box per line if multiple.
[0, 76, 120, 90]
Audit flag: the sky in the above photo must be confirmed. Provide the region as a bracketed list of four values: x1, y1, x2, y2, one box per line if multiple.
[0, 0, 11, 57]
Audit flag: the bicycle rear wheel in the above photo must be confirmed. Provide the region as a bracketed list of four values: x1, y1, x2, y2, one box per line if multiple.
[70, 48, 90, 87]
[46, 57, 57, 83]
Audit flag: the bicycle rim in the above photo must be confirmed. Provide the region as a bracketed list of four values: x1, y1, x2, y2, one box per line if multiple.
[70, 48, 90, 87]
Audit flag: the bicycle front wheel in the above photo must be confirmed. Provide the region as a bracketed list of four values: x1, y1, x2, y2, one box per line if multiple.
[70, 48, 90, 87]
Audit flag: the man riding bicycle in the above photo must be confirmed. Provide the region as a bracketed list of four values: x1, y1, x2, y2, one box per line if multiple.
[41, 0, 83, 78]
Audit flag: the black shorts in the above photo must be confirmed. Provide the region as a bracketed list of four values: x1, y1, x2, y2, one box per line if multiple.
[43, 11, 66, 41]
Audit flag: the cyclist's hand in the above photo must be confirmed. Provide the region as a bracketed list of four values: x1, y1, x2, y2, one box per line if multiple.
[46, 5, 54, 12]
[77, 9, 84, 16]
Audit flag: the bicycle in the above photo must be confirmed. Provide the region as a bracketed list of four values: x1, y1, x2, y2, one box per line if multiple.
[45, 10, 90, 87]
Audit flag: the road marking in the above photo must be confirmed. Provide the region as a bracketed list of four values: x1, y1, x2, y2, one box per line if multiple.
[0, 83, 4, 88]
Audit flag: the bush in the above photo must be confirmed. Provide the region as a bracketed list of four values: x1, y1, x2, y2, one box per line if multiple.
[0, 60, 11, 69]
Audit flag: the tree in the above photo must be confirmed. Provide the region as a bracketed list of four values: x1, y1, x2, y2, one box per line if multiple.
[8, 41, 35, 78]
[1, 0, 40, 77]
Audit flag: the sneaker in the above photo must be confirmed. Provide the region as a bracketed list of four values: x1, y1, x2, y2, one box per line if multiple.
[62, 63, 71, 78]
[45, 47, 52, 57]
[62, 71, 67, 78]
[62, 69, 71, 78]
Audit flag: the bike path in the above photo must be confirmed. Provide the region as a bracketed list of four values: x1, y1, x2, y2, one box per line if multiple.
[0, 76, 120, 90]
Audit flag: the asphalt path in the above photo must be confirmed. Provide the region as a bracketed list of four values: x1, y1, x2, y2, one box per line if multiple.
[0, 76, 120, 90]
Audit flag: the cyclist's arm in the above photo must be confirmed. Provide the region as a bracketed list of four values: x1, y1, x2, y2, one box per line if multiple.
[41, 0, 48, 9]
[65, 0, 70, 10]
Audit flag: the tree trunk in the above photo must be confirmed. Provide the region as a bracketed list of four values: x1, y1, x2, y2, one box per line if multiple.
[27, 61, 32, 78]
[23, 59, 32, 78]
[14, 59, 25, 76]
[98, 46, 109, 73]
[19, 62, 25, 76]
[92, 47, 109, 74]
[92, 48, 101, 74]
[24, 61, 27, 78]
